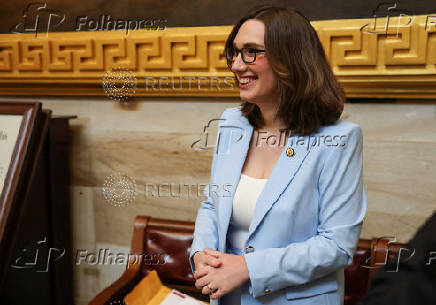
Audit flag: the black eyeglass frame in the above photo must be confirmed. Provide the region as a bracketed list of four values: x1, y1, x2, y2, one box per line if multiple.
[225, 47, 266, 68]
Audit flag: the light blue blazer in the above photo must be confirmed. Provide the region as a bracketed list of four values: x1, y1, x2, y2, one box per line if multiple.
[189, 106, 367, 305]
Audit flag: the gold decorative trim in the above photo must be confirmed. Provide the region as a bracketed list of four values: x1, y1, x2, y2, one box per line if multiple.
[0, 15, 435, 98]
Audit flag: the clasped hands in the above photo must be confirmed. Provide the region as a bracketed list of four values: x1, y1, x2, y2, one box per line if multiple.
[193, 248, 250, 299]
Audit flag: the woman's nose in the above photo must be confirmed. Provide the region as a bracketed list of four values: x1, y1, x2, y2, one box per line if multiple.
[231, 52, 246, 72]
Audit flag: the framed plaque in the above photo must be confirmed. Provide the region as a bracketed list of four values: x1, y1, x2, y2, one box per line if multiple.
[0, 115, 23, 195]
[0, 102, 42, 282]
[0, 102, 75, 304]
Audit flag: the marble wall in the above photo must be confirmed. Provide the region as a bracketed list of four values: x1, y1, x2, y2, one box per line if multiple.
[0, 96, 435, 305]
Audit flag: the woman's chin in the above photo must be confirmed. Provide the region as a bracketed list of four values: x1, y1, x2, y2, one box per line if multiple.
[239, 90, 256, 101]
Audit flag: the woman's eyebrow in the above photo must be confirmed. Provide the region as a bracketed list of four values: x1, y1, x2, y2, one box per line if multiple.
[232, 42, 265, 48]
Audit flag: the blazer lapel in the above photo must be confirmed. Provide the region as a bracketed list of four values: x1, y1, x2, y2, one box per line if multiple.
[247, 134, 315, 239]
[216, 116, 253, 251]
[217, 113, 317, 251]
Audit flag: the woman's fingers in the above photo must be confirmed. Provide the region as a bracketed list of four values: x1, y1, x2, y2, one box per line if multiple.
[193, 250, 223, 283]
[194, 263, 210, 280]
[195, 266, 214, 289]
[203, 248, 221, 257]
[202, 284, 217, 296]
[203, 248, 223, 267]
[205, 254, 222, 268]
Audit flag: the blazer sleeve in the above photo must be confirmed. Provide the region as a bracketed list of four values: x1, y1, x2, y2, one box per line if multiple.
[243, 124, 367, 298]
[188, 108, 230, 275]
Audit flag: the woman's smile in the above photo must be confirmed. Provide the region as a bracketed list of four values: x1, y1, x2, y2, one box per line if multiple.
[230, 19, 279, 104]
[238, 76, 258, 88]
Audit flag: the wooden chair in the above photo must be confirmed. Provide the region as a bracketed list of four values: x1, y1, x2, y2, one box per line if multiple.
[89, 216, 406, 305]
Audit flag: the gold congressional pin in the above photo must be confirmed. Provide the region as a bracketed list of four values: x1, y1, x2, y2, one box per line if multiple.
[286, 147, 295, 157]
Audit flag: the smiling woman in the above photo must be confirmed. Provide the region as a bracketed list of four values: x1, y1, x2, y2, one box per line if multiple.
[226, 19, 280, 119]
[189, 5, 366, 305]
[224, 6, 345, 135]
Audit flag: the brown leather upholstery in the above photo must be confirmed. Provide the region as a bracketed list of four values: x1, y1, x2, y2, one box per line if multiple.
[344, 239, 371, 305]
[89, 216, 405, 305]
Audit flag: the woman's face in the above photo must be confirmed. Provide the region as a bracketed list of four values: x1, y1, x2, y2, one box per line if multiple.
[231, 19, 279, 105]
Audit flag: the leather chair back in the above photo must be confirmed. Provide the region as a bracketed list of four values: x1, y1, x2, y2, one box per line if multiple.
[126, 216, 405, 305]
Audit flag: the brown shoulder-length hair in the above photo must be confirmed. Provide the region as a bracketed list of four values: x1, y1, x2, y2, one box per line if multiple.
[224, 5, 344, 135]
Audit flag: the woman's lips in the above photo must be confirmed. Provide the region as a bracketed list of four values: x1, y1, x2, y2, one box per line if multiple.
[238, 77, 257, 89]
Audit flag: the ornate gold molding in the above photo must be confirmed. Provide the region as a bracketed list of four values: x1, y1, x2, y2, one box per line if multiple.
[0, 15, 435, 98]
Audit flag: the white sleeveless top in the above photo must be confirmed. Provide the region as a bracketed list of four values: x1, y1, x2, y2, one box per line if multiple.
[223, 174, 267, 305]
[227, 174, 267, 251]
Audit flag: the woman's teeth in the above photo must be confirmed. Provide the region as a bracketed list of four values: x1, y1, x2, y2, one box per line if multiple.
[240, 77, 257, 84]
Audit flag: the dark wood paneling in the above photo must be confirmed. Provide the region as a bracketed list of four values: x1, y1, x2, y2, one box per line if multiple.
[1, 0, 436, 34]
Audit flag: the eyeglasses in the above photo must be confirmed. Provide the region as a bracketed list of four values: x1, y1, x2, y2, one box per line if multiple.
[225, 47, 266, 67]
